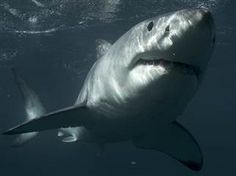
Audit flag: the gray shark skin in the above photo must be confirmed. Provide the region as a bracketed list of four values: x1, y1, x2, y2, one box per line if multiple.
[3, 8, 215, 171]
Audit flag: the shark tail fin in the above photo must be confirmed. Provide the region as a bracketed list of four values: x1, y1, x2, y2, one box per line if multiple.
[11, 68, 46, 146]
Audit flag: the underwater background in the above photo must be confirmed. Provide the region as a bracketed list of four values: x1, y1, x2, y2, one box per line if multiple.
[0, 0, 235, 175]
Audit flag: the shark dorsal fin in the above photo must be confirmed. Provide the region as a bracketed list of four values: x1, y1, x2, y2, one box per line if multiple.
[96, 39, 112, 59]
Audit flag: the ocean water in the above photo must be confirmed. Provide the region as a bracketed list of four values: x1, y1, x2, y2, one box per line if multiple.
[0, 0, 235, 175]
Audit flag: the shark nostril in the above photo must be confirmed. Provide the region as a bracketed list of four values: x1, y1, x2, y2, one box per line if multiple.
[165, 25, 170, 33]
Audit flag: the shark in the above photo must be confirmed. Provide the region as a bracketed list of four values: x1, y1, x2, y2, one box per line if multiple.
[3, 8, 215, 171]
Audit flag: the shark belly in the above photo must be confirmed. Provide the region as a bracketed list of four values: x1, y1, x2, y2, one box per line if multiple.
[83, 63, 198, 142]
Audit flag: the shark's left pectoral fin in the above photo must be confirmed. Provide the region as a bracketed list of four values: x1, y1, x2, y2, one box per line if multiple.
[133, 122, 203, 171]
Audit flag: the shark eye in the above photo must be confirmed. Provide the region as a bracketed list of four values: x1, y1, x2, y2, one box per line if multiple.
[147, 21, 154, 31]
[165, 25, 170, 33]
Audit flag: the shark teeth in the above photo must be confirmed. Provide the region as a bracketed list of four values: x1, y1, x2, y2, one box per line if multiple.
[136, 58, 200, 78]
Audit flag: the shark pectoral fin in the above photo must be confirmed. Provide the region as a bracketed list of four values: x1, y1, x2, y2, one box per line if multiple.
[12, 68, 46, 146]
[2, 105, 92, 135]
[133, 121, 203, 171]
[96, 39, 112, 59]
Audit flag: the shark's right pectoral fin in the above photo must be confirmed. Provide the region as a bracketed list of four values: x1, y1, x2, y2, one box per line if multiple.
[133, 121, 203, 171]
[3, 105, 92, 135]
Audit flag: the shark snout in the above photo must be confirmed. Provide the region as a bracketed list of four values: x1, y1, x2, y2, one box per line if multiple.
[181, 8, 213, 23]
[192, 8, 214, 26]
[196, 8, 215, 44]
[198, 8, 211, 16]
[199, 8, 214, 24]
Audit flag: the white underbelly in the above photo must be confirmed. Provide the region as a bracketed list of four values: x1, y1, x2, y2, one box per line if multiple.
[86, 69, 198, 142]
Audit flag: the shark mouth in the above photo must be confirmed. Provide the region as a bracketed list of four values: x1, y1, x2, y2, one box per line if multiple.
[136, 58, 200, 78]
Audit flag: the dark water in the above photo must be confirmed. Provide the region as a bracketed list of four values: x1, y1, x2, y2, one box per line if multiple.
[0, 0, 235, 175]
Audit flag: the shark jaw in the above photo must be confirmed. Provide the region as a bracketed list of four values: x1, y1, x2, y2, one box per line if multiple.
[133, 58, 200, 79]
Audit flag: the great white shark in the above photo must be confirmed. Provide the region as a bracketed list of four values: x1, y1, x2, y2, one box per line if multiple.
[3, 8, 215, 171]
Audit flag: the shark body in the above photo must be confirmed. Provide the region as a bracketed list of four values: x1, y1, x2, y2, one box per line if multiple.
[3, 8, 215, 171]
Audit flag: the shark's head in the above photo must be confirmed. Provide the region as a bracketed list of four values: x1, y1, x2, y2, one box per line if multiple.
[99, 8, 216, 113]
[83, 8, 215, 117]
[124, 8, 215, 85]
